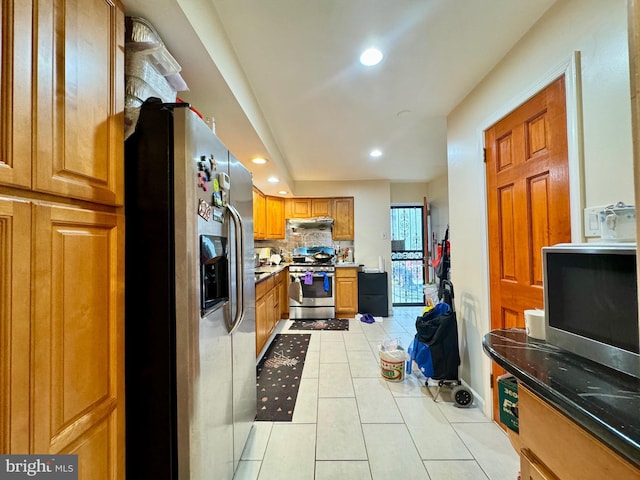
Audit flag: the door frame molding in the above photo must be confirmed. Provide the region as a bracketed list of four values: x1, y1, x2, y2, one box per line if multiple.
[476, 53, 584, 419]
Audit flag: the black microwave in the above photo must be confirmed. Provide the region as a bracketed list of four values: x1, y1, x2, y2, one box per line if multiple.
[543, 243, 639, 378]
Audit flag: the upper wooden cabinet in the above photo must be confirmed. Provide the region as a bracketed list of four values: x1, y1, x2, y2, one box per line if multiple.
[253, 187, 266, 239]
[332, 197, 354, 240]
[286, 198, 312, 218]
[0, 1, 124, 206]
[311, 198, 332, 217]
[0, 1, 33, 189]
[266, 196, 285, 239]
[285, 198, 332, 218]
[283, 196, 354, 240]
[254, 189, 285, 240]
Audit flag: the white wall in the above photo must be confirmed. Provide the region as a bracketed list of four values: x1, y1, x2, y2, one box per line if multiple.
[447, 0, 634, 416]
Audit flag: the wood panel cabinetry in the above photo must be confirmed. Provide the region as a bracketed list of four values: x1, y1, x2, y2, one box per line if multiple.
[284, 196, 354, 240]
[517, 386, 640, 480]
[332, 197, 354, 240]
[1, 2, 125, 477]
[266, 196, 285, 239]
[255, 269, 288, 356]
[253, 187, 266, 239]
[276, 269, 289, 320]
[285, 198, 332, 218]
[254, 189, 285, 239]
[335, 267, 359, 317]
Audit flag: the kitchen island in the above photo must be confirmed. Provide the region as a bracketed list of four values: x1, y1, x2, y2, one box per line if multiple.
[483, 329, 640, 479]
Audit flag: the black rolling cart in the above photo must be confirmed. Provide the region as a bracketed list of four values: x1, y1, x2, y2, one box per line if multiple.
[413, 279, 474, 407]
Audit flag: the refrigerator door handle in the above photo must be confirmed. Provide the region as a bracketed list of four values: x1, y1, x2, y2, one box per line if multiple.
[227, 204, 245, 334]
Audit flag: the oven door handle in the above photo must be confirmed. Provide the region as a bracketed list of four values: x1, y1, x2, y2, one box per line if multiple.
[291, 272, 334, 279]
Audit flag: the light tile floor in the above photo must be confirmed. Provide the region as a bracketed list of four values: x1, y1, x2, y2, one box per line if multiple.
[234, 307, 519, 480]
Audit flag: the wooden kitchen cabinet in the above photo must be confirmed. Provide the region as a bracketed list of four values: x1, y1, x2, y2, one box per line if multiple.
[0, 2, 125, 477]
[335, 267, 359, 317]
[255, 269, 289, 356]
[255, 278, 270, 356]
[253, 187, 267, 239]
[33, 204, 124, 477]
[517, 385, 640, 480]
[266, 195, 285, 239]
[0, 1, 32, 189]
[311, 198, 332, 216]
[286, 198, 312, 218]
[34, 1, 124, 206]
[0, 198, 125, 476]
[277, 268, 289, 320]
[0, 197, 32, 453]
[285, 198, 333, 218]
[332, 197, 354, 240]
[256, 276, 277, 356]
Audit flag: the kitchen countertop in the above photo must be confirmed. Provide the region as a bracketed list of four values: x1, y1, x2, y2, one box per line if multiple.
[483, 329, 640, 468]
[254, 264, 289, 283]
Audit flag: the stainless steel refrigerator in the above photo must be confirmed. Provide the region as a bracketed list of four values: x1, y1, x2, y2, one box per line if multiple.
[124, 99, 256, 479]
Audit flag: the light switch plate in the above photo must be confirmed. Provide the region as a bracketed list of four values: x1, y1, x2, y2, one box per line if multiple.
[583, 205, 607, 238]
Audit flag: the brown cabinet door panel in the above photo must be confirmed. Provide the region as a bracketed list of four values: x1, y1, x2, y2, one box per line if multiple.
[0, 1, 33, 188]
[34, 0, 124, 205]
[0, 197, 31, 453]
[32, 204, 124, 478]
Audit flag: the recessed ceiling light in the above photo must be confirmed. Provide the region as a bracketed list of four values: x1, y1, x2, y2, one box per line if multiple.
[360, 48, 383, 66]
[267, 176, 279, 183]
[251, 157, 268, 164]
[370, 149, 383, 158]
[278, 190, 288, 195]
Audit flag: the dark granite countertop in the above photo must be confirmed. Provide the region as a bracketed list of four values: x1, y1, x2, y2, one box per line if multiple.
[483, 329, 640, 468]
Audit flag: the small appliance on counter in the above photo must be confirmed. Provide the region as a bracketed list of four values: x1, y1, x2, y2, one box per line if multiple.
[599, 202, 636, 242]
[542, 242, 638, 378]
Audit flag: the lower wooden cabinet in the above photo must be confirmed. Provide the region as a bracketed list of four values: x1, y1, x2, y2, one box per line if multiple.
[335, 267, 359, 317]
[517, 385, 640, 480]
[255, 268, 289, 356]
[1, 198, 124, 477]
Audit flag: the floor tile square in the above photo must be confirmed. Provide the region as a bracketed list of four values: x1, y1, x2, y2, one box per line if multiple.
[316, 398, 367, 460]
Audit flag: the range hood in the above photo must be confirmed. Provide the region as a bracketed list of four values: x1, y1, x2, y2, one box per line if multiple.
[288, 216, 334, 230]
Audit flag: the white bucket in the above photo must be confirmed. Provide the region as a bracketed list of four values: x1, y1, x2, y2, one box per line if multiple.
[379, 351, 405, 381]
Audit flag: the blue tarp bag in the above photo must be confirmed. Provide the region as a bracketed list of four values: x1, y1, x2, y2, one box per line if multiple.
[407, 334, 434, 377]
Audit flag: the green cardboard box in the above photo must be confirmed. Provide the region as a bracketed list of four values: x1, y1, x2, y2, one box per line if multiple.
[497, 374, 519, 433]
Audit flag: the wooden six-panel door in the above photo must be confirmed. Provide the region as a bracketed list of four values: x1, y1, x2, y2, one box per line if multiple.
[485, 76, 571, 425]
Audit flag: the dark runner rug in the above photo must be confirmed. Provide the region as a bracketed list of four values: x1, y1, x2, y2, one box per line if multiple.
[289, 318, 350, 331]
[256, 333, 310, 421]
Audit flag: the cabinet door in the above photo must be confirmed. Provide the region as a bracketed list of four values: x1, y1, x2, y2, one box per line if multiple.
[311, 198, 332, 217]
[255, 293, 268, 355]
[266, 196, 285, 239]
[34, 0, 124, 205]
[286, 198, 311, 218]
[253, 188, 266, 239]
[279, 270, 289, 319]
[335, 268, 358, 316]
[332, 197, 354, 240]
[32, 204, 124, 479]
[0, 197, 31, 453]
[0, 1, 32, 188]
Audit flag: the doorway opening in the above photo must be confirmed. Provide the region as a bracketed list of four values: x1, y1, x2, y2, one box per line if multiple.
[390, 206, 425, 306]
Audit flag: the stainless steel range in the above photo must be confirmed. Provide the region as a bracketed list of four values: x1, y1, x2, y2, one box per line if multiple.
[289, 247, 335, 319]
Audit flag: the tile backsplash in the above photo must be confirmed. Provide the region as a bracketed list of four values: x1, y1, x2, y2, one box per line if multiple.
[255, 224, 354, 262]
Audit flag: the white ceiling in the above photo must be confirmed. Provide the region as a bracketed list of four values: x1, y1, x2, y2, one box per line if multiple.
[123, 0, 557, 196]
